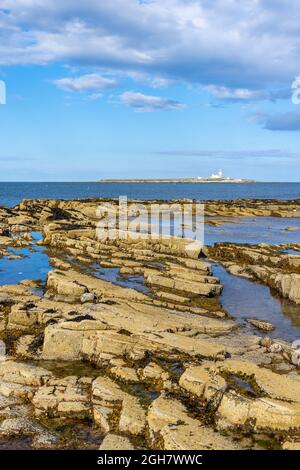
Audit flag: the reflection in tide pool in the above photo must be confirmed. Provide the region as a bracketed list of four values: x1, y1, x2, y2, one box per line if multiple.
[214, 264, 300, 342]
[205, 216, 300, 245]
[0, 232, 52, 286]
[60, 254, 150, 294]
[130, 215, 300, 246]
[280, 249, 300, 255]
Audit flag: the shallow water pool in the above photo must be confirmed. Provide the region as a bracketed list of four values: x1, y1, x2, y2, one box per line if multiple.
[214, 263, 300, 342]
[0, 232, 52, 286]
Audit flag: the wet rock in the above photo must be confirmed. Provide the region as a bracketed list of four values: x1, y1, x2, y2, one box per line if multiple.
[273, 273, 300, 304]
[222, 263, 253, 279]
[93, 406, 111, 434]
[110, 365, 139, 383]
[210, 242, 300, 305]
[0, 417, 37, 435]
[284, 227, 300, 231]
[15, 335, 37, 357]
[20, 280, 41, 289]
[241, 349, 272, 366]
[32, 431, 59, 449]
[247, 319, 275, 332]
[0, 394, 20, 413]
[50, 258, 70, 271]
[0, 416, 56, 447]
[0, 294, 12, 305]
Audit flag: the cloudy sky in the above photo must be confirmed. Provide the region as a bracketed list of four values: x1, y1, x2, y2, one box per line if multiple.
[1, 0, 300, 181]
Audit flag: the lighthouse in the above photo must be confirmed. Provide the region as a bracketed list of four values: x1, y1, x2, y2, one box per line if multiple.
[210, 169, 224, 179]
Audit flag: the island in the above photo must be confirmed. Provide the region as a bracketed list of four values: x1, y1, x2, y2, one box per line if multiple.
[97, 170, 255, 183]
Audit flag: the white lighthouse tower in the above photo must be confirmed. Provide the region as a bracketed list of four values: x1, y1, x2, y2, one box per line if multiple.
[210, 169, 224, 179]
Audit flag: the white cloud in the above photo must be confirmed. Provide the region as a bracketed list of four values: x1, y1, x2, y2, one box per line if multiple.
[120, 91, 185, 112]
[52, 73, 118, 92]
[205, 85, 265, 102]
[0, 0, 300, 97]
[125, 71, 175, 89]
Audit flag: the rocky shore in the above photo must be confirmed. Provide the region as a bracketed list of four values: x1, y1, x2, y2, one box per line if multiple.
[0, 198, 300, 450]
[209, 242, 300, 305]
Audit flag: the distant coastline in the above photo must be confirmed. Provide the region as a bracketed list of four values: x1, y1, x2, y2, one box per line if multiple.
[97, 177, 256, 183]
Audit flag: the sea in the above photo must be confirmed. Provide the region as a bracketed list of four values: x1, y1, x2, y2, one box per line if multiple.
[0, 181, 299, 207]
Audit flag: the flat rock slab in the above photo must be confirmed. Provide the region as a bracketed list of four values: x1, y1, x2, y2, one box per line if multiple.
[99, 434, 135, 450]
[147, 395, 242, 450]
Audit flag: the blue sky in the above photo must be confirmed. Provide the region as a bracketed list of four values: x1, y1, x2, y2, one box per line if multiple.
[1, 1, 300, 181]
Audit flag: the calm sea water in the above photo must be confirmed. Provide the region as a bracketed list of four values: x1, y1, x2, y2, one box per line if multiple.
[0, 182, 300, 207]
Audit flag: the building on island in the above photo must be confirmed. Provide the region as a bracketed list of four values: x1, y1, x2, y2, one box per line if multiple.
[210, 169, 224, 179]
[197, 170, 225, 180]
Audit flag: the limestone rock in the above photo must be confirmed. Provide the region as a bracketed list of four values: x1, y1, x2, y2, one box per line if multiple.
[92, 376, 146, 436]
[179, 364, 226, 403]
[33, 376, 91, 418]
[42, 320, 230, 362]
[0, 294, 12, 305]
[148, 395, 240, 450]
[217, 391, 300, 432]
[81, 292, 97, 304]
[139, 362, 169, 383]
[0, 416, 55, 446]
[282, 440, 300, 450]
[7, 304, 39, 330]
[219, 359, 300, 403]
[273, 273, 300, 304]
[247, 319, 275, 332]
[99, 434, 135, 450]
[145, 272, 222, 297]
[0, 361, 52, 387]
[110, 365, 139, 383]
[46, 270, 88, 301]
